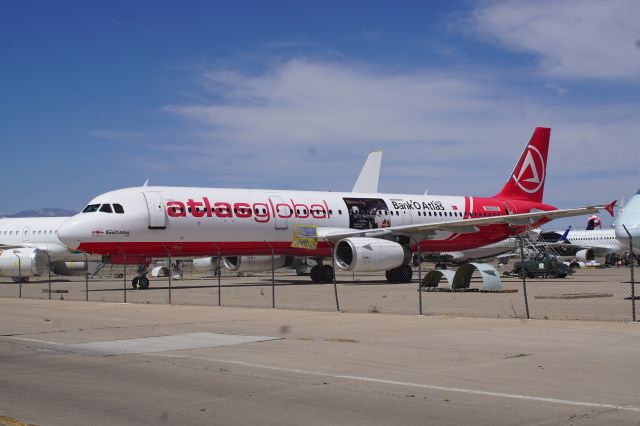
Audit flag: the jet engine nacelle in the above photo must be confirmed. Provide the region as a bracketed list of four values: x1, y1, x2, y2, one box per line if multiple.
[334, 237, 407, 272]
[193, 257, 218, 272]
[575, 249, 595, 262]
[222, 255, 293, 273]
[0, 248, 47, 277]
[51, 261, 87, 276]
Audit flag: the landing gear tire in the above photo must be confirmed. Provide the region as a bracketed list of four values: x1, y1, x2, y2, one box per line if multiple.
[132, 276, 150, 290]
[385, 265, 413, 283]
[310, 265, 322, 283]
[398, 264, 413, 282]
[320, 265, 334, 283]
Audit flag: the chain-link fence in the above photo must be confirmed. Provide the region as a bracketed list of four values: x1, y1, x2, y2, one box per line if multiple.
[0, 234, 637, 322]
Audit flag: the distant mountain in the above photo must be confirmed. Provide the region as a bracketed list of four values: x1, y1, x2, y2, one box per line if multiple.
[4, 208, 77, 218]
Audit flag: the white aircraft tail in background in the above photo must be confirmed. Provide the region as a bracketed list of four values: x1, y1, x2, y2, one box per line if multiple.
[352, 148, 382, 193]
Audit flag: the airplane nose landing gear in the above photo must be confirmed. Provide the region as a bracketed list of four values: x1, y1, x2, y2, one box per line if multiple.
[132, 264, 150, 289]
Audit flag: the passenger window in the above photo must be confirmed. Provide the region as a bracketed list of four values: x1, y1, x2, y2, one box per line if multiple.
[339, 210, 342, 215]
[82, 204, 100, 213]
[99, 204, 113, 213]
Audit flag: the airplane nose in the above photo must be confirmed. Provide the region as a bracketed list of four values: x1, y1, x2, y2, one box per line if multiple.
[57, 217, 83, 250]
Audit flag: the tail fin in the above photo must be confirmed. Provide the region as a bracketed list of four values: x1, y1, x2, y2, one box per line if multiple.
[352, 149, 382, 193]
[586, 215, 601, 230]
[494, 127, 550, 203]
[559, 226, 571, 241]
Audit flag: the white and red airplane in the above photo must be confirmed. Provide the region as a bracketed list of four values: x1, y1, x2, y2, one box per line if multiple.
[58, 128, 615, 288]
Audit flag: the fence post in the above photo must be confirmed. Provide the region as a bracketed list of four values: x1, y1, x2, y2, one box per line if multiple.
[13, 252, 22, 299]
[84, 253, 89, 302]
[265, 241, 275, 309]
[165, 248, 172, 305]
[212, 244, 221, 307]
[623, 225, 636, 322]
[519, 237, 531, 319]
[330, 242, 340, 312]
[411, 236, 423, 315]
[122, 252, 127, 303]
[43, 252, 52, 300]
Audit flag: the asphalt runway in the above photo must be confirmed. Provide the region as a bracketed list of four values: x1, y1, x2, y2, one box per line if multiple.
[1, 299, 639, 425]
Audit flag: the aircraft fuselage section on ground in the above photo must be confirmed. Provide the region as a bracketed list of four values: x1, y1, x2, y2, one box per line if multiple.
[60, 186, 554, 259]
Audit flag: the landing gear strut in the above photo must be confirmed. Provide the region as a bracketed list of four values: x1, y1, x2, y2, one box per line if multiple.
[310, 263, 334, 283]
[131, 264, 150, 289]
[385, 264, 413, 283]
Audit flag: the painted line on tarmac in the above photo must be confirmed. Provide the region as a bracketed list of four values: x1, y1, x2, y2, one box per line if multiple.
[152, 354, 640, 413]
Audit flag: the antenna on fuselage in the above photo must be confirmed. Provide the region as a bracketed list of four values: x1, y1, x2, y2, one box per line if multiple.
[142, 179, 149, 187]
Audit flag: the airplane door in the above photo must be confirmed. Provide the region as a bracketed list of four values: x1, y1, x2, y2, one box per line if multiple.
[269, 195, 288, 230]
[22, 226, 30, 242]
[400, 209, 412, 226]
[143, 192, 167, 229]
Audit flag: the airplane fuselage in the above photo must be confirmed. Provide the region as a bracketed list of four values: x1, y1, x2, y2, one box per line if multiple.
[59, 186, 555, 261]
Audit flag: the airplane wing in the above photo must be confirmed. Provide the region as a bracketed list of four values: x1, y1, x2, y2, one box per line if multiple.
[318, 202, 616, 243]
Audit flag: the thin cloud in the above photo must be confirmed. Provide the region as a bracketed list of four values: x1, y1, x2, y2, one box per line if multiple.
[471, 0, 640, 79]
[88, 130, 148, 141]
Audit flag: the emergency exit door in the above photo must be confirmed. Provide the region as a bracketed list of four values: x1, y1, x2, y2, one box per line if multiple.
[143, 192, 167, 229]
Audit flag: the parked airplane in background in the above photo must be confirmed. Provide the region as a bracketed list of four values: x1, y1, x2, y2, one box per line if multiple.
[0, 217, 100, 282]
[616, 187, 640, 255]
[553, 223, 624, 262]
[58, 128, 615, 289]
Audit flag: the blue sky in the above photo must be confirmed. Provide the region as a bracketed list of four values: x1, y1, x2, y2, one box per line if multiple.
[1, 0, 639, 228]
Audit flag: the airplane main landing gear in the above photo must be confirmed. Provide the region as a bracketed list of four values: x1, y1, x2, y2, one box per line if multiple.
[310, 264, 334, 283]
[385, 264, 413, 283]
[131, 264, 150, 289]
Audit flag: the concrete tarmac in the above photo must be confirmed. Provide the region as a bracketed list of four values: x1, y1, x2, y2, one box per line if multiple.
[0, 299, 639, 425]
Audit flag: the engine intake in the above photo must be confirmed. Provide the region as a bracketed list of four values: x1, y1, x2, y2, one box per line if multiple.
[575, 249, 595, 262]
[334, 237, 407, 272]
[0, 248, 47, 277]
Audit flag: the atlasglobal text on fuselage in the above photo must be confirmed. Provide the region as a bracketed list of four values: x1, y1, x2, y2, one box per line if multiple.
[58, 127, 615, 287]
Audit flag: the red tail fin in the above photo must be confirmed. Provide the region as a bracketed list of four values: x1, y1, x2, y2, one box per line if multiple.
[494, 127, 550, 203]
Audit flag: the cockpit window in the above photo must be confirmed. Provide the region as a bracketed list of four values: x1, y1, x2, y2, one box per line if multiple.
[82, 204, 100, 213]
[99, 204, 113, 213]
[113, 203, 124, 214]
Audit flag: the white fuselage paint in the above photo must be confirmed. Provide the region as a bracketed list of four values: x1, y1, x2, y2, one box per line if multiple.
[59, 186, 520, 258]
